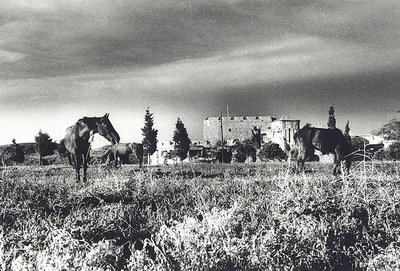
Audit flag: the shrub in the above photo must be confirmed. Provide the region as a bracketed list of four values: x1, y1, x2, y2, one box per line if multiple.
[258, 142, 287, 161]
[232, 140, 256, 163]
[385, 141, 400, 160]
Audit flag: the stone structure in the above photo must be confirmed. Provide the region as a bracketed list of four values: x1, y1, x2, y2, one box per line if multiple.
[203, 116, 276, 145]
[203, 115, 300, 148]
[270, 116, 300, 149]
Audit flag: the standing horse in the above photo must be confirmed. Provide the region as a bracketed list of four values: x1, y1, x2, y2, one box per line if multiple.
[102, 143, 143, 167]
[293, 124, 352, 175]
[64, 113, 120, 181]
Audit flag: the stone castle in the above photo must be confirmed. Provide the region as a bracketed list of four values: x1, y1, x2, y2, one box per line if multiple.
[203, 115, 300, 148]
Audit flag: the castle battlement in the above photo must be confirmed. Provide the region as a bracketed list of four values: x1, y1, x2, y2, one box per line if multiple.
[203, 115, 300, 148]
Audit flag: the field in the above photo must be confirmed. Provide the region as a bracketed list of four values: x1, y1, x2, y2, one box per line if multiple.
[1, 161, 400, 270]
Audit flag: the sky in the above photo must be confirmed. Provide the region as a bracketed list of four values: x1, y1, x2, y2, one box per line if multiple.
[1, 0, 400, 147]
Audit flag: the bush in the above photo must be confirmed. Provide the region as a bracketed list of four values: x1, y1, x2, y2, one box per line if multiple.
[258, 142, 287, 161]
[386, 142, 400, 160]
[0, 140, 25, 165]
[232, 140, 256, 163]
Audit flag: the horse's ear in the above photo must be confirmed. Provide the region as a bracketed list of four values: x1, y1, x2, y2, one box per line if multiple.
[103, 113, 109, 119]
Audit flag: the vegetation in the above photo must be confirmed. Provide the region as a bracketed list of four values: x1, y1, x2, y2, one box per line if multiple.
[258, 142, 287, 161]
[385, 141, 400, 160]
[141, 108, 158, 162]
[372, 118, 400, 141]
[1, 162, 400, 270]
[0, 139, 25, 165]
[232, 140, 257, 163]
[172, 118, 191, 161]
[34, 130, 58, 165]
[327, 105, 336, 129]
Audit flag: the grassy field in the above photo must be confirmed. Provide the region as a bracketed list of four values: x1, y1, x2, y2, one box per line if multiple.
[1, 161, 400, 270]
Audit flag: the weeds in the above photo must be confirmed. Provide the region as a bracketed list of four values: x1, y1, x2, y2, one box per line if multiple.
[1, 162, 400, 270]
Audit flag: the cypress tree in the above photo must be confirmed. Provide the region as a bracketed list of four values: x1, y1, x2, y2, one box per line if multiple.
[173, 118, 191, 161]
[141, 108, 158, 159]
[327, 105, 336, 129]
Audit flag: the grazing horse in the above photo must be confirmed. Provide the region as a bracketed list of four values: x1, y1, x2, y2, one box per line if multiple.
[64, 113, 120, 181]
[103, 143, 143, 167]
[293, 124, 352, 175]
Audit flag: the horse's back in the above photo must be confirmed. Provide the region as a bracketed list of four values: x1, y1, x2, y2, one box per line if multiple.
[64, 126, 77, 153]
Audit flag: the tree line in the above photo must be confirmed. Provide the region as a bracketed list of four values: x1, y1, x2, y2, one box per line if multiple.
[2, 106, 400, 165]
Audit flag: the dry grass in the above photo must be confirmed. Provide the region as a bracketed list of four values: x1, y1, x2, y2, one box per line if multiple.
[1, 161, 400, 270]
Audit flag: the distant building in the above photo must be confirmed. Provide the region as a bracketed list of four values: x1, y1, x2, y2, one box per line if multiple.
[203, 115, 300, 149]
[271, 116, 301, 149]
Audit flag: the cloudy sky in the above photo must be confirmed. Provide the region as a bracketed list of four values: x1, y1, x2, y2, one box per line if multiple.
[1, 0, 400, 146]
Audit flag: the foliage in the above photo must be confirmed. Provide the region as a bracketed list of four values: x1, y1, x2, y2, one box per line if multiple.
[215, 149, 232, 163]
[58, 139, 68, 158]
[34, 130, 58, 165]
[172, 118, 191, 161]
[373, 149, 386, 160]
[327, 105, 336, 129]
[141, 108, 158, 156]
[373, 118, 400, 141]
[258, 142, 287, 161]
[0, 140, 25, 165]
[232, 140, 257, 163]
[385, 141, 400, 160]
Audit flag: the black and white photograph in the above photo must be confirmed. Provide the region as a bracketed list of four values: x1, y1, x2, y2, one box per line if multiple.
[1, 0, 400, 270]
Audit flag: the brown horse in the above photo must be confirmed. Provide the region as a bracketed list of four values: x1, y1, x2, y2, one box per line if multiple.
[102, 143, 143, 167]
[293, 124, 352, 175]
[64, 113, 120, 181]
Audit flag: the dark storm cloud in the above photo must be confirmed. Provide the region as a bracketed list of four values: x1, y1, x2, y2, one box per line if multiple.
[1, 0, 399, 79]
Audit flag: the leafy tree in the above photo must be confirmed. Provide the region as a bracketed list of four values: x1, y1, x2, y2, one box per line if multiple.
[232, 140, 257, 163]
[35, 130, 58, 165]
[386, 142, 400, 160]
[141, 108, 158, 159]
[327, 105, 336, 129]
[373, 118, 400, 141]
[172, 118, 191, 161]
[258, 142, 287, 161]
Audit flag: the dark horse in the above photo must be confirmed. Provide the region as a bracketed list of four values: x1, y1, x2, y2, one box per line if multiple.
[293, 124, 352, 175]
[102, 143, 143, 167]
[64, 113, 120, 181]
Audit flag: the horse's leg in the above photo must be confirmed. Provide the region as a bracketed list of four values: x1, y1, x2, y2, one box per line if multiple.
[332, 152, 339, 175]
[114, 153, 118, 168]
[346, 157, 352, 174]
[83, 154, 88, 182]
[74, 154, 81, 181]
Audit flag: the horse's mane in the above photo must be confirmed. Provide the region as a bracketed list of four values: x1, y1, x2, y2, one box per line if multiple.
[78, 117, 99, 130]
[301, 123, 312, 129]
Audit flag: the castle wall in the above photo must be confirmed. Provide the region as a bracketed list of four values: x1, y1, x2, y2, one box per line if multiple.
[271, 119, 300, 149]
[203, 116, 276, 145]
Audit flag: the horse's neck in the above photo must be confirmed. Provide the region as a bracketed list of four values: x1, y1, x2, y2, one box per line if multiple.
[76, 121, 96, 140]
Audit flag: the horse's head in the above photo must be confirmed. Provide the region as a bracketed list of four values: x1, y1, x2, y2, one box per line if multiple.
[96, 113, 120, 144]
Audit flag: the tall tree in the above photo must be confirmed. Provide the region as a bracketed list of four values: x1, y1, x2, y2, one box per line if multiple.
[141, 108, 158, 160]
[173, 118, 191, 161]
[327, 105, 336, 129]
[373, 118, 400, 141]
[35, 130, 58, 165]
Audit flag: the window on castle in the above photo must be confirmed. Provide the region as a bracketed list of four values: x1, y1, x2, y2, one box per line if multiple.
[228, 128, 232, 132]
